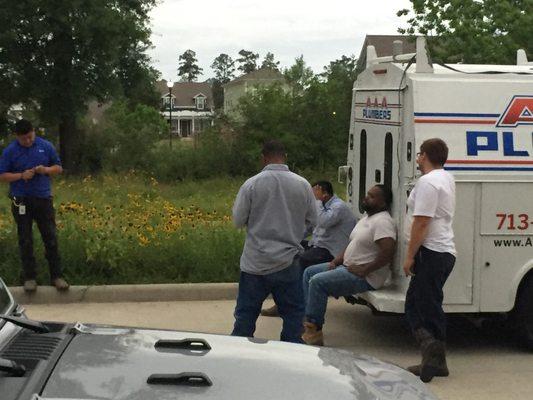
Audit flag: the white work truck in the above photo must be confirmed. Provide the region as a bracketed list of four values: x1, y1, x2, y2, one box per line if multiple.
[341, 37, 533, 348]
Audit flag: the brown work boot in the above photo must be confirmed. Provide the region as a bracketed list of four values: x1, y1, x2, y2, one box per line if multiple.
[260, 304, 279, 317]
[407, 358, 449, 378]
[419, 340, 449, 382]
[302, 322, 324, 346]
[407, 328, 449, 382]
[23, 280, 37, 293]
[52, 277, 70, 291]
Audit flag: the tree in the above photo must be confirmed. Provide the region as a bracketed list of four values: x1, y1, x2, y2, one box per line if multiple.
[0, 0, 158, 172]
[398, 0, 533, 64]
[178, 50, 203, 82]
[210, 54, 235, 110]
[211, 53, 235, 84]
[261, 52, 280, 70]
[284, 55, 314, 92]
[117, 45, 161, 108]
[236, 50, 259, 74]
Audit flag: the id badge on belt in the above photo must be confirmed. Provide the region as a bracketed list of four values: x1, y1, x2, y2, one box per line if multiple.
[12, 197, 26, 215]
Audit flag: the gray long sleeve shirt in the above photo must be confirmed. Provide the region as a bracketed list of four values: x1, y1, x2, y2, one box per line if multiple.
[233, 164, 318, 275]
[309, 195, 357, 257]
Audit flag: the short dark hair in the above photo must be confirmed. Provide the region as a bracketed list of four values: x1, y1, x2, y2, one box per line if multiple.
[375, 184, 393, 208]
[14, 119, 33, 135]
[312, 180, 334, 196]
[420, 138, 448, 166]
[261, 140, 286, 158]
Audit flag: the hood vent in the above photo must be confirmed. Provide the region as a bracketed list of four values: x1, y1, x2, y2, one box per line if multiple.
[1, 333, 62, 361]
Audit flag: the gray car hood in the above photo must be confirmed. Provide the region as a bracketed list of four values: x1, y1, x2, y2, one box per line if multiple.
[42, 324, 436, 400]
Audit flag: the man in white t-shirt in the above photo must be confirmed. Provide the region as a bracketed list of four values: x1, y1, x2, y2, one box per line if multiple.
[301, 185, 396, 346]
[403, 138, 456, 383]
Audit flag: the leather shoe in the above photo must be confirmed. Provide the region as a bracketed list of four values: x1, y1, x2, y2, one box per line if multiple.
[52, 278, 70, 291]
[23, 280, 37, 292]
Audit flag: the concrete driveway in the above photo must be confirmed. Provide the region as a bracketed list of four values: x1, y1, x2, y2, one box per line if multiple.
[26, 298, 533, 400]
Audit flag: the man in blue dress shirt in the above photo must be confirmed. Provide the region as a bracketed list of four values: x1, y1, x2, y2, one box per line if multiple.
[0, 119, 69, 292]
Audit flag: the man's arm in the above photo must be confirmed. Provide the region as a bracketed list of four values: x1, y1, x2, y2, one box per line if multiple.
[232, 183, 251, 228]
[347, 237, 396, 277]
[328, 248, 346, 270]
[35, 165, 62, 176]
[0, 170, 35, 183]
[304, 184, 318, 232]
[403, 216, 431, 276]
[316, 201, 344, 229]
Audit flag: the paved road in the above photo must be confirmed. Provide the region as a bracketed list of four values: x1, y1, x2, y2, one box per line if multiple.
[26, 298, 532, 400]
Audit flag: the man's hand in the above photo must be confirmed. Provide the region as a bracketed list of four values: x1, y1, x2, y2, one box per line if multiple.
[403, 258, 415, 277]
[35, 165, 49, 175]
[327, 261, 337, 270]
[21, 169, 35, 181]
[346, 264, 368, 278]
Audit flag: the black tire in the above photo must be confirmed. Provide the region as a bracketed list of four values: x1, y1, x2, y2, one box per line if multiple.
[513, 276, 533, 351]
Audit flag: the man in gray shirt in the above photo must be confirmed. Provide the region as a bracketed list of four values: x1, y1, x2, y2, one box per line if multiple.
[231, 140, 317, 343]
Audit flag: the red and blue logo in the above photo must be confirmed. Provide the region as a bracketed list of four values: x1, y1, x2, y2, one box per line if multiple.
[496, 95, 533, 127]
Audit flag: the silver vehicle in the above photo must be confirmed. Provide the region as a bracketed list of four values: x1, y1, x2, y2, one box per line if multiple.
[0, 279, 437, 400]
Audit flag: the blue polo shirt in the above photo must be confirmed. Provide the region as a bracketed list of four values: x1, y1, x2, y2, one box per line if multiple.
[0, 137, 62, 198]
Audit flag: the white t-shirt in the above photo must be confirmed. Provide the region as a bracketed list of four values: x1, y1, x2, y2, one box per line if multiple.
[343, 211, 397, 289]
[405, 168, 456, 255]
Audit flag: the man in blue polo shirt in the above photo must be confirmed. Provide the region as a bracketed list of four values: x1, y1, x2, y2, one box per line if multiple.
[0, 119, 69, 292]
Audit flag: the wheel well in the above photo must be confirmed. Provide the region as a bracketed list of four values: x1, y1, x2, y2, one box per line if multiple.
[514, 270, 533, 311]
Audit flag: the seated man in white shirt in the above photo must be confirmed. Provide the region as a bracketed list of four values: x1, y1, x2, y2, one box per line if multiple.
[301, 184, 396, 346]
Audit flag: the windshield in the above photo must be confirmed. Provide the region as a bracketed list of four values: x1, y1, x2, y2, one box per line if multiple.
[0, 279, 14, 315]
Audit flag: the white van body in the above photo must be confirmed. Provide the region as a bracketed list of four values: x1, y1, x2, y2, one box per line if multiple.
[342, 38, 533, 323]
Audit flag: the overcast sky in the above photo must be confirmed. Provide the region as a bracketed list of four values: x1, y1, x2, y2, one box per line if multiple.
[148, 0, 413, 82]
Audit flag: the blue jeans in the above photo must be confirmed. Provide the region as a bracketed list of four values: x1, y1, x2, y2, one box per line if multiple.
[232, 261, 304, 343]
[303, 263, 374, 328]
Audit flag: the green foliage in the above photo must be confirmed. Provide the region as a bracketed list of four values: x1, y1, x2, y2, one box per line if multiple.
[150, 130, 255, 181]
[237, 50, 259, 74]
[284, 55, 315, 92]
[398, 0, 533, 64]
[211, 53, 236, 83]
[178, 49, 203, 82]
[233, 55, 357, 172]
[0, 0, 158, 171]
[0, 174, 245, 285]
[261, 52, 280, 71]
[82, 101, 168, 172]
[210, 53, 235, 110]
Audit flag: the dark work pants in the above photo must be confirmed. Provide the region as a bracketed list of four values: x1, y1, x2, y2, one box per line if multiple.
[405, 246, 455, 341]
[11, 197, 63, 282]
[299, 241, 334, 270]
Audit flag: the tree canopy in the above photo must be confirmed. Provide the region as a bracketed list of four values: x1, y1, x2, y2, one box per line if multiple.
[211, 53, 235, 84]
[261, 52, 280, 71]
[178, 50, 203, 82]
[398, 0, 533, 64]
[236, 50, 259, 74]
[0, 0, 159, 171]
[284, 55, 314, 92]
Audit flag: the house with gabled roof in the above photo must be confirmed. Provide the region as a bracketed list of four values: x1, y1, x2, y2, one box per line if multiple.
[223, 68, 288, 117]
[157, 80, 214, 137]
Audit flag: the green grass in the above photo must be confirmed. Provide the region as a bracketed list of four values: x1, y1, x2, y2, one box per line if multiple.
[0, 170, 345, 286]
